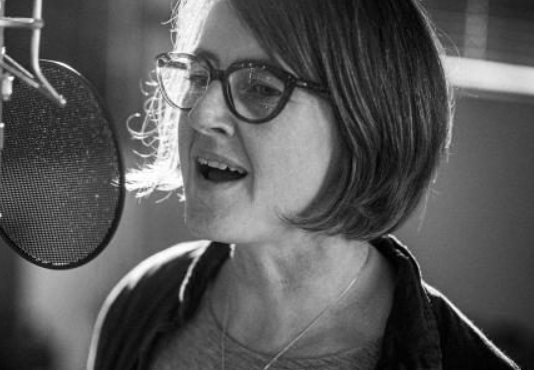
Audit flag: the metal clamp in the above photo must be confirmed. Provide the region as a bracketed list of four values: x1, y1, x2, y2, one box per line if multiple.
[0, 0, 66, 107]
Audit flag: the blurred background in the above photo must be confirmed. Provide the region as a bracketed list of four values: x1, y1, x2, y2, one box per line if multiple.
[0, 0, 533, 369]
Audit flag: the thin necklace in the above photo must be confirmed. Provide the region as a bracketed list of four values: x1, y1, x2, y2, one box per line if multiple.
[220, 259, 366, 370]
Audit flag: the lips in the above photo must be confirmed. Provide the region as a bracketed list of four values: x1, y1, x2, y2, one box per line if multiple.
[194, 153, 248, 183]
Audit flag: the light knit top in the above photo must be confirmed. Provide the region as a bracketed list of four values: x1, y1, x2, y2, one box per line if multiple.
[148, 292, 381, 370]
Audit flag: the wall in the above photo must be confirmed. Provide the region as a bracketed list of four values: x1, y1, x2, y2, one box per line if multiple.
[399, 93, 534, 332]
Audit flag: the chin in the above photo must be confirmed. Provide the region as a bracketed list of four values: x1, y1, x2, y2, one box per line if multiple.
[184, 212, 270, 245]
[184, 209, 236, 243]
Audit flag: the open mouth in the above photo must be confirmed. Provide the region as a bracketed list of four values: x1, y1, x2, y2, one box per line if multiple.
[197, 157, 248, 183]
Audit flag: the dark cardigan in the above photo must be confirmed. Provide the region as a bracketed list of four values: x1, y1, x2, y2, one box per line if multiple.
[87, 236, 520, 370]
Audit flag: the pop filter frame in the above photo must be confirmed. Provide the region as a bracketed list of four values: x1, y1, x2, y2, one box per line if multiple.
[0, 60, 125, 269]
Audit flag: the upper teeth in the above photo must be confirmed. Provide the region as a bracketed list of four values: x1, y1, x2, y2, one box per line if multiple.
[198, 157, 246, 174]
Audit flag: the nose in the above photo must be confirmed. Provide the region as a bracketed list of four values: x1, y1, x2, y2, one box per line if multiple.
[187, 81, 236, 137]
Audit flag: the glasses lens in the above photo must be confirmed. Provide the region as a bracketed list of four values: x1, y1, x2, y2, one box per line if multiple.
[229, 67, 285, 121]
[158, 55, 209, 109]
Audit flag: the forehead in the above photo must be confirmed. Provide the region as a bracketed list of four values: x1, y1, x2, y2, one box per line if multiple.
[189, 0, 271, 68]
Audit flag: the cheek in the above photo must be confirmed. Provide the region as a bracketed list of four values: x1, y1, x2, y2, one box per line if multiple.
[248, 109, 337, 213]
[178, 117, 193, 178]
[288, 132, 334, 193]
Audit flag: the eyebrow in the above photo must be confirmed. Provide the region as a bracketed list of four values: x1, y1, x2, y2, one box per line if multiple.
[193, 48, 220, 65]
[192, 47, 286, 70]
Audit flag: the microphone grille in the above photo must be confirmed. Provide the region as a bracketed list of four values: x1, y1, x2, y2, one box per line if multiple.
[0, 60, 124, 269]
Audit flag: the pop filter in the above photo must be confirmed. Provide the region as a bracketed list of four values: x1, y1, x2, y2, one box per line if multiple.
[0, 60, 125, 269]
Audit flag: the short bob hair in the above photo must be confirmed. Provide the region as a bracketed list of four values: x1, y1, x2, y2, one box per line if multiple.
[128, 0, 453, 241]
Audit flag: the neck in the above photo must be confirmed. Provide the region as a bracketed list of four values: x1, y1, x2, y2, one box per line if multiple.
[232, 233, 368, 305]
[209, 232, 394, 355]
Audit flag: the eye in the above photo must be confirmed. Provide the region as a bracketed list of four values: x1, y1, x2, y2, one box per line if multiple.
[246, 82, 283, 98]
[187, 74, 209, 87]
[232, 69, 285, 99]
[165, 57, 209, 87]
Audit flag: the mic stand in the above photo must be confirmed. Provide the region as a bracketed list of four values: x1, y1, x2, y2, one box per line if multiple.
[0, 0, 67, 173]
[0, 0, 66, 106]
[0, 0, 6, 159]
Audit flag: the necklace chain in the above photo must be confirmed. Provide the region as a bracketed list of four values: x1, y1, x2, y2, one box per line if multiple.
[220, 262, 365, 370]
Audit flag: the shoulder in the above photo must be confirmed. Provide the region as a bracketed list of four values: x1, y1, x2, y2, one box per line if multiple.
[102, 240, 210, 312]
[87, 240, 211, 370]
[424, 284, 520, 370]
[374, 235, 520, 369]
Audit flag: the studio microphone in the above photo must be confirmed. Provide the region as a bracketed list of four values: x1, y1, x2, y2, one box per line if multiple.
[0, 0, 125, 269]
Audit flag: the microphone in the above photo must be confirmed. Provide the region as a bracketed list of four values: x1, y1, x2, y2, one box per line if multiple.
[0, 0, 125, 269]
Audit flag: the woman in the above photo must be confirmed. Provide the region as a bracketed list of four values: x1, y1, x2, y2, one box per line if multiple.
[88, 0, 519, 369]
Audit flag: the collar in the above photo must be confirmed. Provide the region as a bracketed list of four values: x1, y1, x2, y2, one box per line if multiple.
[178, 235, 443, 370]
[371, 235, 442, 370]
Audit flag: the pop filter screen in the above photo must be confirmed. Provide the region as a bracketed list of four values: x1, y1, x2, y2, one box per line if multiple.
[0, 60, 124, 269]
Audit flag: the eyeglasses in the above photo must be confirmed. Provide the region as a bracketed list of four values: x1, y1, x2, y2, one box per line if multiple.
[156, 52, 328, 124]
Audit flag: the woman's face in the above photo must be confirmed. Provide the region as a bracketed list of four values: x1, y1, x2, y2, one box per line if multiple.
[179, 0, 339, 244]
